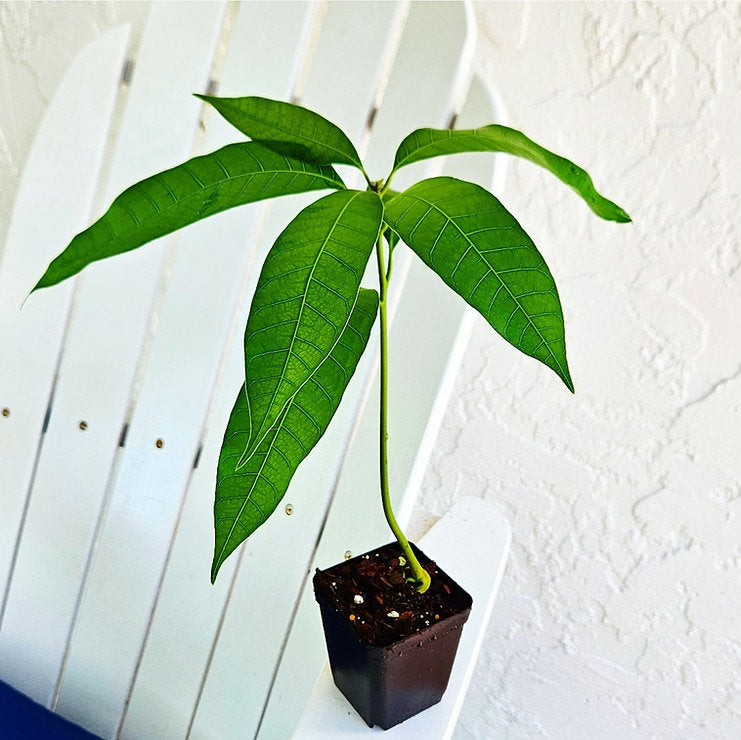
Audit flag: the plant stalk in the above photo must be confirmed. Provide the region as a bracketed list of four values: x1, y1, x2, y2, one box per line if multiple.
[375, 230, 431, 594]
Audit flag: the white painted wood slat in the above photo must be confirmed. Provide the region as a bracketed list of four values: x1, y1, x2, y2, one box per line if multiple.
[0, 23, 131, 695]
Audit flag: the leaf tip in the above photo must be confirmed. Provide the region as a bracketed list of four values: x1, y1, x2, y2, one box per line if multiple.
[559, 364, 575, 394]
[616, 206, 632, 223]
[30, 274, 49, 295]
[194, 92, 218, 107]
[210, 557, 222, 585]
[597, 198, 632, 224]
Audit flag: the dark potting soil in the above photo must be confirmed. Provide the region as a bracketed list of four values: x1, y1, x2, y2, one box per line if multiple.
[313, 542, 472, 648]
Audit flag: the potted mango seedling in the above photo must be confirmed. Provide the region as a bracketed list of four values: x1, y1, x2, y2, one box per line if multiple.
[32, 95, 629, 729]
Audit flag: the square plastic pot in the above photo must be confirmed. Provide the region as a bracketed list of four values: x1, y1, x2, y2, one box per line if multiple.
[313, 542, 472, 730]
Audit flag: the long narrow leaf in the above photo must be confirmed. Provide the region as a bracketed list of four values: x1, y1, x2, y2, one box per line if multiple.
[33, 142, 345, 291]
[242, 189, 382, 461]
[385, 176, 574, 391]
[392, 125, 630, 223]
[212, 288, 379, 581]
[196, 94, 363, 170]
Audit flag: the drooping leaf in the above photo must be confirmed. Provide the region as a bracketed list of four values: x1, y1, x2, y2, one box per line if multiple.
[392, 125, 630, 223]
[196, 94, 363, 170]
[242, 189, 382, 461]
[33, 142, 345, 292]
[384, 176, 574, 391]
[212, 288, 379, 582]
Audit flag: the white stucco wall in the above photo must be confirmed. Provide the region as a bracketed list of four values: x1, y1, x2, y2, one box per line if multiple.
[418, 3, 741, 738]
[1, 2, 739, 738]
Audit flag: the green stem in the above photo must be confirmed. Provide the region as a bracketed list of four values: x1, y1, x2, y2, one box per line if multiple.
[375, 230, 431, 594]
[380, 170, 396, 196]
[385, 239, 394, 282]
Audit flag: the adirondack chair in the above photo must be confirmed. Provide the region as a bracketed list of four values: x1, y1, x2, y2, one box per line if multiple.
[0, 2, 510, 737]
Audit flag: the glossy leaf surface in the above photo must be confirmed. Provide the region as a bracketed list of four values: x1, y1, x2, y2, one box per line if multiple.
[33, 142, 345, 291]
[392, 125, 630, 223]
[242, 189, 382, 461]
[385, 176, 573, 391]
[212, 288, 379, 581]
[197, 94, 363, 169]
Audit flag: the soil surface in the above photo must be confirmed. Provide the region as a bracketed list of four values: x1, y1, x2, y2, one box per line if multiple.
[313, 542, 472, 647]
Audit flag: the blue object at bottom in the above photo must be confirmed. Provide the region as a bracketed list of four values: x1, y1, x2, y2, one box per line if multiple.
[0, 679, 101, 739]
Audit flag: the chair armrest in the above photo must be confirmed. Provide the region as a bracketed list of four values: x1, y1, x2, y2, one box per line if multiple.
[293, 496, 511, 738]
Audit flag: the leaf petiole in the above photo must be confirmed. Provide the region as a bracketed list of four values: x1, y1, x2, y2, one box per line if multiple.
[379, 172, 395, 197]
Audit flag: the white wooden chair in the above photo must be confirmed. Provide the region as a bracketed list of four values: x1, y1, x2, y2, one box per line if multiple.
[0, 2, 510, 737]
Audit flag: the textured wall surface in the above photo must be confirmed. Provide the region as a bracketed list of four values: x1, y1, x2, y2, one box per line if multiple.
[415, 3, 741, 738]
[1, 2, 739, 738]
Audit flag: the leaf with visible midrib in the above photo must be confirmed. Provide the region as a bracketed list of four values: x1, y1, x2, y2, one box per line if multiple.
[33, 142, 346, 292]
[212, 288, 379, 582]
[384, 176, 573, 391]
[392, 125, 630, 223]
[197, 94, 363, 170]
[241, 189, 382, 462]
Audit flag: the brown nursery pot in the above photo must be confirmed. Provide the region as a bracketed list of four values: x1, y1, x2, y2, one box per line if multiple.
[312, 541, 472, 730]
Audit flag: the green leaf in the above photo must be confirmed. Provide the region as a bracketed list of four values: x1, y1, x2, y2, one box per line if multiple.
[212, 287, 379, 582]
[196, 94, 363, 170]
[242, 189, 382, 462]
[392, 125, 631, 223]
[33, 142, 345, 292]
[384, 176, 574, 391]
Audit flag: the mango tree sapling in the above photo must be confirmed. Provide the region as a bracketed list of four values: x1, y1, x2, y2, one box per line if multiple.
[33, 95, 630, 593]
